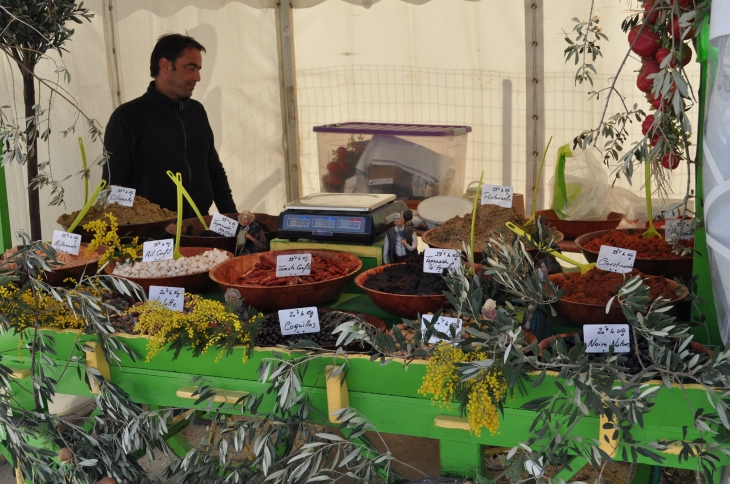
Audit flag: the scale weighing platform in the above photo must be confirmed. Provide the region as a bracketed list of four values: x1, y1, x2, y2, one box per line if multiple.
[277, 193, 412, 245]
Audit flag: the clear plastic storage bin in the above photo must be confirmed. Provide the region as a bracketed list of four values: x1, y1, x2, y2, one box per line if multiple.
[313, 122, 471, 201]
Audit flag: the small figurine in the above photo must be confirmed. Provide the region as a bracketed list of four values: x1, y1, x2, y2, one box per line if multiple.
[235, 210, 269, 256]
[480, 298, 498, 322]
[382, 212, 418, 264]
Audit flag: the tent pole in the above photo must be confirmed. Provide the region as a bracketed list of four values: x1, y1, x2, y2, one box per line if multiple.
[102, 0, 124, 108]
[276, 2, 302, 203]
[524, 0, 545, 213]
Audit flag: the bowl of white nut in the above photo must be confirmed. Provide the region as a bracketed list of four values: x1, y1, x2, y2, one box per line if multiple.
[104, 247, 233, 294]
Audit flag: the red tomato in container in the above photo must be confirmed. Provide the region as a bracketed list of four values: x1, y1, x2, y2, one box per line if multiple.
[326, 161, 341, 174]
[328, 175, 344, 187]
[336, 146, 348, 161]
[628, 24, 661, 57]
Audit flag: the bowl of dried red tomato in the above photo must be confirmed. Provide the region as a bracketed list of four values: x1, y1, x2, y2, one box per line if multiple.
[209, 249, 362, 312]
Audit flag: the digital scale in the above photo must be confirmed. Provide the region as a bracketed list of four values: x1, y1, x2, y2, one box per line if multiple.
[277, 193, 412, 244]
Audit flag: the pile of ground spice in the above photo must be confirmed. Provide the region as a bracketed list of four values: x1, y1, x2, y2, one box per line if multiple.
[364, 256, 449, 296]
[428, 205, 528, 251]
[557, 268, 678, 306]
[57, 196, 175, 226]
[582, 231, 693, 259]
[428, 205, 561, 253]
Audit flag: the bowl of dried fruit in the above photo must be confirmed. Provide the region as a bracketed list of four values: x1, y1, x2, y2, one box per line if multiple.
[209, 249, 362, 312]
[2, 243, 109, 286]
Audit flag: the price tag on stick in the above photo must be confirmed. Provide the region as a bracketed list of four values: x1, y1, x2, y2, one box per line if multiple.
[584, 324, 630, 353]
[142, 239, 174, 262]
[278, 307, 320, 335]
[423, 248, 460, 274]
[209, 213, 239, 237]
[148, 286, 185, 312]
[52, 230, 81, 255]
[596, 245, 636, 274]
[421, 314, 462, 344]
[276, 254, 312, 277]
[665, 219, 694, 241]
[481, 184, 514, 208]
[108, 186, 136, 207]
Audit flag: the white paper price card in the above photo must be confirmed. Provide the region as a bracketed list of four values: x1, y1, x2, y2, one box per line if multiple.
[209, 213, 239, 237]
[596, 245, 636, 274]
[276, 254, 312, 277]
[423, 248, 461, 274]
[142, 239, 174, 262]
[421, 314, 462, 344]
[108, 186, 136, 207]
[665, 219, 694, 241]
[278, 307, 320, 335]
[148, 286, 185, 312]
[481, 184, 514, 208]
[584, 324, 630, 353]
[51, 230, 81, 255]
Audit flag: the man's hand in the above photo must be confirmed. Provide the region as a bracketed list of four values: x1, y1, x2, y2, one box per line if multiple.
[400, 239, 408, 246]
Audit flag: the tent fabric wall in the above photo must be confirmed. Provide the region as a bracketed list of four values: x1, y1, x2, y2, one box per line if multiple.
[0, 0, 701, 240]
[1, 0, 284, 240]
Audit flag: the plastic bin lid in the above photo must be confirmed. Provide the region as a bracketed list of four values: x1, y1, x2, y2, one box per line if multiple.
[417, 196, 474, 224]
[313, 122, 471, 137]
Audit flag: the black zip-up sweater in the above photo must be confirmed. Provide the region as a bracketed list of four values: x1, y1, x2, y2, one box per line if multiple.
[102, 82, 237, 218]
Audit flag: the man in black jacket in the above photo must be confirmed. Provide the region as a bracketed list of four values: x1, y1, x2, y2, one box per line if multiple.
[102, 34, 237, 217]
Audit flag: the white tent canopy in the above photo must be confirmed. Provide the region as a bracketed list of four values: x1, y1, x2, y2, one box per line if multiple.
[0, 0, 699, 239]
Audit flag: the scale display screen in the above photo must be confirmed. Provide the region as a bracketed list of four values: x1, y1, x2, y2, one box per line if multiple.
[286, 218, 310, 228]
[312, 219, 335, 229]
[337, 219, 362, 230]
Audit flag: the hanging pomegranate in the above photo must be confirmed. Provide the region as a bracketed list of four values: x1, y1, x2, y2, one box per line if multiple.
[628, 24, 661, 57]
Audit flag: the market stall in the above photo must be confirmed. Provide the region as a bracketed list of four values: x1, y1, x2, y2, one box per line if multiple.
[1, 0, 729, 483]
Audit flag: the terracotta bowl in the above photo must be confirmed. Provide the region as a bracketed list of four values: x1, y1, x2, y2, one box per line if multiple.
[421, 226, 565, 262]
[2, 243, 109, 286]
[209, 249, 362, 312]
[103, 247, 233, 294]
[60, 217, 176, 243]
[165, 212, 280, 252]
[354, 264, 452, 319]
[574, 228, 693, 281]
[534, 209, 624, 240]
[548, 272, 688, 327]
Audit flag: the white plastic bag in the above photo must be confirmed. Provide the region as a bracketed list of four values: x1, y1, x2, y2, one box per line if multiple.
[550, 145, 612, 221]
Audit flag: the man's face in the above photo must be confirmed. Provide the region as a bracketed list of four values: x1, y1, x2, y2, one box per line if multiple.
[394, 217, 405, 229]
[160, 47, 202, 101]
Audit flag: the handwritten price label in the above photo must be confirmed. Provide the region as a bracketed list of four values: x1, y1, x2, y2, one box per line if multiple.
[665, 219, 694, 241]
[278, 307, 320, 335]
[108, 186, 136, 207]
[51, 230, 81, 255]
[584, 324, 630, 353]
[596, 245, 636, 274]
[142, 239, 174, 262]
[481, 184, 514, 208]
[421, 314, 462, 344]
[423, 248, 460, 274]
[209, 213, 239, 237]
[276, 254, 312, 277]
[148, 286, 185, 312]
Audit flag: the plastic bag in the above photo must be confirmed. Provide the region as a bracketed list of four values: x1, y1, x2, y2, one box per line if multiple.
[550, 144, 611, 221]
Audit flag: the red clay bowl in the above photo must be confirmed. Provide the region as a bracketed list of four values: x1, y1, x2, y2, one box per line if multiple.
[548, 272, 688, 327]
[165, 213, 280, 252]
[421, 226, 565, 261]
[534, 209, 624, 240]
[60, 217, 176, 243]
[209, 249, 362, 312]
[103, 247, 233, 294]
[574, 228, 693, 281]
[354, 264, 452, 319]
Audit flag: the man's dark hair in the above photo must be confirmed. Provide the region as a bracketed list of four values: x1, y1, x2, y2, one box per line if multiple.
[150, 33, 206, 77]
